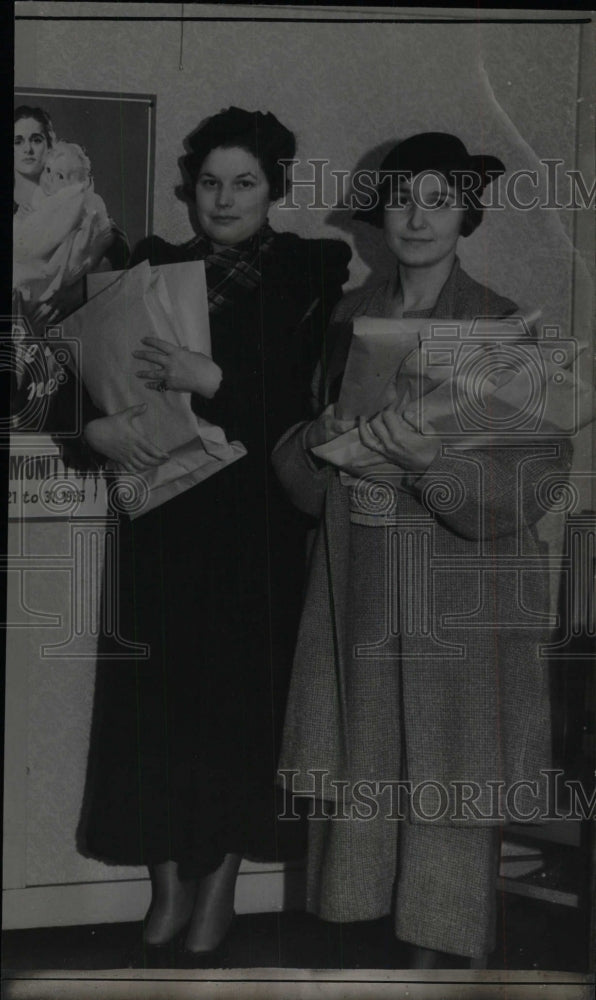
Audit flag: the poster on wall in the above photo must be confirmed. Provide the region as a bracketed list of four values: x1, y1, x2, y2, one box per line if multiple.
[10, 86, 155, 519]
[15, 86, 155, 254]
[4, 4, 595, 1000]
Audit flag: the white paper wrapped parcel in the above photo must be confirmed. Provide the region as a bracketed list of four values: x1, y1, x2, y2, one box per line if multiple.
[63, 260, 246, 517]
[313, 313, 593, 474]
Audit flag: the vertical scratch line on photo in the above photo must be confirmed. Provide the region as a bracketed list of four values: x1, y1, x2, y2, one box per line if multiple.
[146, 102, 153, 238]
[179, 4, 185, 71]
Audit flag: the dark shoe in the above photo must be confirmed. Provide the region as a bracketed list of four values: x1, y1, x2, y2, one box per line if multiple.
[178, 913, 237, 968]
[409, 944, 488, 970]
[410, 944, 443, 969]
[126, 937, 179, 969]
[127, 923, 191, 969]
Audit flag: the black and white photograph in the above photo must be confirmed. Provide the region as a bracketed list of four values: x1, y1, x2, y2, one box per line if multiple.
[3, 4, 595, 999]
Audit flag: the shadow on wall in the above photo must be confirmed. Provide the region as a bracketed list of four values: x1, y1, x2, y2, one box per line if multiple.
[323, 139, 397, 296]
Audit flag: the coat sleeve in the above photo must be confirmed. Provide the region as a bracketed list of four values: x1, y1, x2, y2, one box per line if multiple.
[277, 236, 351, 414]
[408, 438, 574, 540]
[271, 289, 357, 518]
[271, 421, 332, 520]
[271, 312, 355, 519]
[128, 234, 174, 268]
[306, 238, 352, 329]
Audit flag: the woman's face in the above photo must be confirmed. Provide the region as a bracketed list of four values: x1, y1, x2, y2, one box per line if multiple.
[383, 171, 465, 269]
[194, 146, 272, 246]
[14, 117, 49, 180]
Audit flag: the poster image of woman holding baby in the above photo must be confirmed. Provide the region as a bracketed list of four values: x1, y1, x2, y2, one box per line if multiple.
[14, 104, 130, 311]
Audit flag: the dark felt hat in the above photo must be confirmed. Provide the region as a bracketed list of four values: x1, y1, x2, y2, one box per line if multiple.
[353, 132, 505, 226]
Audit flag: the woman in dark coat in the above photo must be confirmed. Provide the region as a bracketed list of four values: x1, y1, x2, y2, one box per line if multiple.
[79, 107, 351, 956]
[273, 133, 572, 967]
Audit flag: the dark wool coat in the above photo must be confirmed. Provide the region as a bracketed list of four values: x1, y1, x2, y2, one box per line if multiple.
[274, 259, 572, 828]
[80, 231, 351, 877]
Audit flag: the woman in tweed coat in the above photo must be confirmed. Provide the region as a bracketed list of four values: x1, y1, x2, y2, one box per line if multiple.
[273, 133, 572, 967]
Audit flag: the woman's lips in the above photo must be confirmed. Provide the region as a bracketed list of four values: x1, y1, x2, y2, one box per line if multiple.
[211, 216, 240, 223]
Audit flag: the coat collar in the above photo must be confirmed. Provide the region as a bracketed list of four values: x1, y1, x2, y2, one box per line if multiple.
[380, 256, 462, 320]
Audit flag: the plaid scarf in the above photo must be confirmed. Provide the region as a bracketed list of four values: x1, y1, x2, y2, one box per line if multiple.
[184, 222, 276, 315]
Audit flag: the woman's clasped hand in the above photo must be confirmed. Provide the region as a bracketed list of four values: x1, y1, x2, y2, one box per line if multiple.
[303, 394, 439, 474]
[303, 403, 356, 450]
[83, 404, 170, 472]
[133, 336, 223, 396]
[357, 397, 440, 473]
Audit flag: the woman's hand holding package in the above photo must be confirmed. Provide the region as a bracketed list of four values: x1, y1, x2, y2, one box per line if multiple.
[357, 399, 440, 473]
[84, 404, 170, 472]
[303, 403, 357, 450]
[134, 336, 222, 397]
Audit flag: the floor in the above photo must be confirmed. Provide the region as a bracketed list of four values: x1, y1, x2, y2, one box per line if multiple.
[1, 894, 591, 973]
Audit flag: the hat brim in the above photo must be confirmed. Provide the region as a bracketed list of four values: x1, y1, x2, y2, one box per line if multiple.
[352, 152, 505, 225]
[469, 154, 506, 185]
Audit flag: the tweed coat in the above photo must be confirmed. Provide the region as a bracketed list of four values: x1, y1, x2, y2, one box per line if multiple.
[274, 258, 572, 828]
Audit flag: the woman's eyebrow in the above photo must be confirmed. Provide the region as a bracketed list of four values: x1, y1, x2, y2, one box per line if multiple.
[198, 170, 258, 181]
[15, 131, 45, 141]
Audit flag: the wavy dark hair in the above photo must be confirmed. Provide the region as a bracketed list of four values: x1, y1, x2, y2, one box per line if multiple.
[180, 106, 296, 201]
[14, 105, 56, 148]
